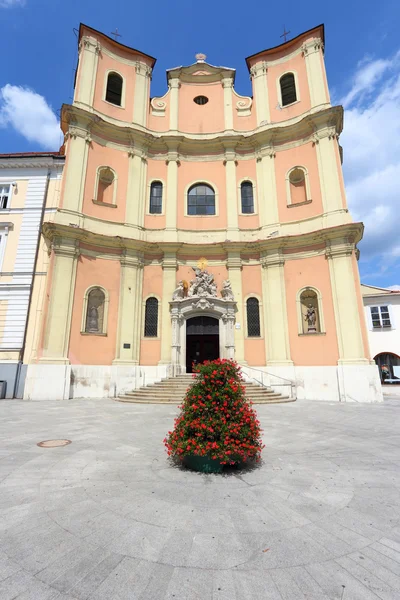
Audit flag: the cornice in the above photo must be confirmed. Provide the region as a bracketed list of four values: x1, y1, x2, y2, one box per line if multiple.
[62, 103, 343, 158]
[0, 157, 65, 169]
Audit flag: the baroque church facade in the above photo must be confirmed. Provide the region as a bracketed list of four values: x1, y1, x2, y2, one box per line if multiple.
[23, 23, 382, 402]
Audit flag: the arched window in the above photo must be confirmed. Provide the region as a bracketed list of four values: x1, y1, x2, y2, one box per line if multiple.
[374, 352, 400, 383]
[288, 167, 307, 205]
[280, 73, 297, 106]
[96, 167, 115, 205]
[149, 181, 163, 214]
[85, 288, 106, 334]
[187, 183, 215, 215]
[144, 297, 158, 337]
[105, 72, 123, 106]
[241, 182, 254, 214]
[299, 288, 321, 334]
[247, 297, 261, 337]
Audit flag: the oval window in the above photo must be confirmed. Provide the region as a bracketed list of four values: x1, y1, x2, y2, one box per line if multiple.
[194, 96, 209, 105]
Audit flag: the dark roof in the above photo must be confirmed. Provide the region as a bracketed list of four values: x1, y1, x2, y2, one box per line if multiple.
[78, 23, 157, 68]
[0, 152, 63, 158]
[245, 24, 325, 70]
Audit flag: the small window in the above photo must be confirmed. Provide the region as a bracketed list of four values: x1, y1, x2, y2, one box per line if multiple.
[85, 288, 105, 334]
[371, 306, 391, 328]
[97, 167, 115, 204]
[0, 184, 10, 209]
[280, 73, 297, 106]
[187, 183, 215, 216]
[106, 72, 123, 106]
[149, 181, 163, 214]
[194, 96, 208, 105]
[144, 297, 158, 337]
[247, 297, 261, 337]
[289, 168, 307, 204]
[241, 182, 254, 214]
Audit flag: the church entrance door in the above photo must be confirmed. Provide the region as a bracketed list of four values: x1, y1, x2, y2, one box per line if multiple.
[186, 316, 219, 373]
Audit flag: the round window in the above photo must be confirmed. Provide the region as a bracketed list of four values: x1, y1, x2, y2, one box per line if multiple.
[289, 168, 305, 184]
[194, 96, 209, 105]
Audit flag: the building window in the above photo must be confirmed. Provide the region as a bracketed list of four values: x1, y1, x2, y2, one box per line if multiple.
[149, 181, 163, 214]
[299, 288, 321, 333]
[96, 167, 115, 205]
[280, 73, 297, 106]
[241, 182, 254, 214]
[187, 183, 215, 215]
[374, 352, 400, 383]
[105, 72, 123, 106]
[289, 168, 307, 204]
[247, 297, 261, 337]
[85, 288, 106, 334]
[194, 96, 208, 105]
[0, 184, 10, 209]
[144, 297, 158, 337]
[371, 306, 391, 328]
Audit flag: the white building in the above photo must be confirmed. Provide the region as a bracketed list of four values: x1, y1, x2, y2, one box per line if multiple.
[361, 284, 400, 394]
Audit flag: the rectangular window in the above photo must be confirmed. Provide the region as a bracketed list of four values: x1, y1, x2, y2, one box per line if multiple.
[370, 306, 391, 328]
[0, 184, 10, 209]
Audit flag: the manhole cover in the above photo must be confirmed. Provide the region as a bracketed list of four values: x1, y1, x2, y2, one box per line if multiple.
[37, 439, 72, 448]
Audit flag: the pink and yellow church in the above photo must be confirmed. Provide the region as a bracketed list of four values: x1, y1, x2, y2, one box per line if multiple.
[23, 23, 382, 402]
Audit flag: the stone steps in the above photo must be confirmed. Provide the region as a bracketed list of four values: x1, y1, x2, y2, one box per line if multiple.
[117, 375, 295, 405]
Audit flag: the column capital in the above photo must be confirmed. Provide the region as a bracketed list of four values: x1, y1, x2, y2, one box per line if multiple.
[120, 249, 144, 268]
[169, 77, 181, 89]
[79, 36, 101, 55]
[135, 62, 152, 78]
[250, 61, 268, 78]
[161, 248, 180, 270]
[165, 151, 180, 165]
[51, 237, 80, 259]
[221, 77, 233, 89]
[325, 238, 355, 259]
[261, 248, 285, 268]
[301, 38, 324, 57]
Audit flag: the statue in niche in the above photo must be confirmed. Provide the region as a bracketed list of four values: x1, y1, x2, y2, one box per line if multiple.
[188, 267, 218, 298]
[172, 280, 185, 301]
[221, 280, 234, 301]
[87, 306, 99, 332]
[305, 303, 317, 333]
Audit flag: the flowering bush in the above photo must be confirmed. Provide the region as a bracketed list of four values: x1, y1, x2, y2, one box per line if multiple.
[164, 359, 264, 465]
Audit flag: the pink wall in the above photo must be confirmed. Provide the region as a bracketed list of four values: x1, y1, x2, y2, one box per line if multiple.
[69, 255, 120, 365]
[92, 47, 136, 122]
[285, 254, 339, 366]
[177, 161, 227, 230]
[82, 141, 128, 222]
[275, 142, 323, 222]
[140, 264, 163, 365]
[267, 51, 311, 123]
[242, 264, 266, 365]
[178, 82, 225, 133]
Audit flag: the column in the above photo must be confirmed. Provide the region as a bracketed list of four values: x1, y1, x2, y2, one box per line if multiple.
[62, 127, 90, 213]
[326, 239, 368, 364]
[41, 237, 79, 363]
[302, 39, 330, 108]
[113, 250, 144, 364]
[261, 249, 293, 366]
[75, 36, 100, 107]
[133, 62, 152, 127]
[125, 147, 147, 229]
[159, 250, 179, 365]
[165, 151, 180, 239]
[250, 62, 270, 126]
[169, 78, 180, 130]
[222, 78, 234, 130]
[314, 131, 346, 216]
[226, 249, 246, 364]
[256, 149, 279, 230]
[223, 149, 239, 238]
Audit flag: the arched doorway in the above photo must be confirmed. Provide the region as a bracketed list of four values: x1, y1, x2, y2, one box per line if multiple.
[186, 316, 219, 373]
[374, 352, 400, 383]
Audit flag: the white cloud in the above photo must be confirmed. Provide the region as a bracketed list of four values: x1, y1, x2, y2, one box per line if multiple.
[339, 52, 400, 275]
[0, 84, 61, 149]
[0, 0, 26, 7]
[387, 285, 400, 291]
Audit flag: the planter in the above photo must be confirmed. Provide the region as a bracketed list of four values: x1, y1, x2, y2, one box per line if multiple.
[183, 454, 223, 474]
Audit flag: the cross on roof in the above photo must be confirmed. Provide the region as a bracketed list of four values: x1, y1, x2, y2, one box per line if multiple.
[280, 26, 290, 43]
[110, 28, 122, 41]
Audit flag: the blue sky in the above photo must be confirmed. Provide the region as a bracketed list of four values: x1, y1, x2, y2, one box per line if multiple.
[1, 0, 399, 288]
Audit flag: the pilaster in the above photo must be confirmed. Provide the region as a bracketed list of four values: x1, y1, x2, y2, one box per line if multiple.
[169, 78, 180, 131]
[326, 239, 368, 364]
[113, 250, 144, 364]
[159, 250, 179, 365]
[313, 129, 346, 218]
[225, 249, 246, 364]
[41, 238, 80, 364]
[256, 148, 279, 231]
[250, 62, 270, 126]
[165, 150, 180, 240]
[133, 62, 152, 127]
[302, 39, 330, 109]
[260, 249, 293, 366]
[223, 148, 239, 239]
[75, 36, 100, 107]
[222, 78, 234, 130]
[63, 126, 91, 213]
[126, 145, 147, 229]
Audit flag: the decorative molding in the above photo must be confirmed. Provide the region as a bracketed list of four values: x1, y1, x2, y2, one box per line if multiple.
[191, 298, 215, 311]
[135, 62, 152, 78]
[301, 38, 324, 57]
[150, 97, 167, 117]
[79, 36, 101, 55]
[221, 78, 233, 89]
[250, 62, 268, 78]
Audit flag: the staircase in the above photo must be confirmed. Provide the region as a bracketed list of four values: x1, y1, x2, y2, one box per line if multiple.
[117, 374, 295, 404]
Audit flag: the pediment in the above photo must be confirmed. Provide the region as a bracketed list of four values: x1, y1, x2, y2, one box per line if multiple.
[167, 61, 235, 84]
